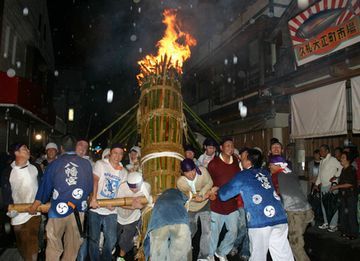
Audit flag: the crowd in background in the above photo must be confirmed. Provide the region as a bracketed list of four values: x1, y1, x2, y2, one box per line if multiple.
[0, 135, 359, 261]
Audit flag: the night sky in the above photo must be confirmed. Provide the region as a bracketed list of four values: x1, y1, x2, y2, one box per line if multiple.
[46, 0, 252, 139]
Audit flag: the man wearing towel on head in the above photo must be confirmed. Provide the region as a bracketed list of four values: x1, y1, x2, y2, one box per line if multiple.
[116, 172, 151, 261]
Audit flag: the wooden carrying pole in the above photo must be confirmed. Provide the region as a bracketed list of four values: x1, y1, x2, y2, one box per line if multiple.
[8, 196, 152, 213]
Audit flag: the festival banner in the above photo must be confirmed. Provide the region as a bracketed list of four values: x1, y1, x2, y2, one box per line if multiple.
[288, 0, 360, 66]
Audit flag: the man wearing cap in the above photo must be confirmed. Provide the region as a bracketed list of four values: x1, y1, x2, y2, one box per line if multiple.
[184, 144, 200, 166]
[102, 148, 111, 160]
[29, 135, 93, 260]
[177, 158, 213, 260]
[88, 143, 128, 261]
[39, 142, 58, 172]
[207, 138, 241, 261]
[116, 172, 151, 261]
[38, 142, 58, 255]
[198, 138, 217, 168]
[125, 146, 141, 173]
[1, 143, 42, 261]
[218, 148, 294, 261]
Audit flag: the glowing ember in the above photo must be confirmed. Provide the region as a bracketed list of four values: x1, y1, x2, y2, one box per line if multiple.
[137, 9, 196, 85]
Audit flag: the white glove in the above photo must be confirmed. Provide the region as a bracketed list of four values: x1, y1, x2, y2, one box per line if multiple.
[6, 210, 19, 218]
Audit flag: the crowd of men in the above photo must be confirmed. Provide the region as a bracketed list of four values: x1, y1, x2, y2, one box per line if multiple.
[1, 135, 359, 261]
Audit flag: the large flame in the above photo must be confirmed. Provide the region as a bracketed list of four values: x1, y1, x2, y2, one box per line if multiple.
[137, 9, 197, 85]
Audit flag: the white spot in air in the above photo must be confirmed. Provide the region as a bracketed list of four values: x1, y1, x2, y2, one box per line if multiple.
[16, 61, 21, 68]
[297, 0, 309, 9]
[23, 8, 29, 16]
[6, 68, 16, 78]
[227, 77, 231, 83]
[233, 56, 238, 65]
[130, 34, 137, 41]
[139, 47, 143, 53]
[138, 7, 141, 13]
[107, 90, 113, 103]
[224, 59, 228, 65]
[89, 24, 92, 28]
[54, 70, 59, 77]
[240, 105, 247, 118]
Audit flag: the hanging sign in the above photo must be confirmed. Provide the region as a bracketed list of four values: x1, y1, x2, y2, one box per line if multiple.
[288, 0, 360, 66]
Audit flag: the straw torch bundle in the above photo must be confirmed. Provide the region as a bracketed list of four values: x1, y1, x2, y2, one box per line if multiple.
[137, 9, 196, 195]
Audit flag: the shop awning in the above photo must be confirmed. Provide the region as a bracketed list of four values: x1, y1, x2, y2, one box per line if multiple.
[290, 81, 347, 139]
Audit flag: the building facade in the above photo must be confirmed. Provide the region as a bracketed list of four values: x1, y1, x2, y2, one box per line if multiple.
[183, 0, 360, 179]
[0, 0, 62, 153]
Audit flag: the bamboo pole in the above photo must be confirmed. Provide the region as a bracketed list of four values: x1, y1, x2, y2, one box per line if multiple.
[183, 102, 221, 143]
[90, 103, 138, 143]
[8, 196, 155, 213]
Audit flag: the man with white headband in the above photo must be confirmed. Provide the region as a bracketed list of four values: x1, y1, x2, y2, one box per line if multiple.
[125, 146, 142, 173]
[116, 172, 151, 261]
[40, 142, 58, 171]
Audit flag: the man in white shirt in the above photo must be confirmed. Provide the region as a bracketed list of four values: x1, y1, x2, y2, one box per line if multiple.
[1, 143, 41, 261]
[198, 138, 217, 168]
[316, 144, 342, 232]
[89, 143, 128, 260]
[116, 172, 151, 261]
